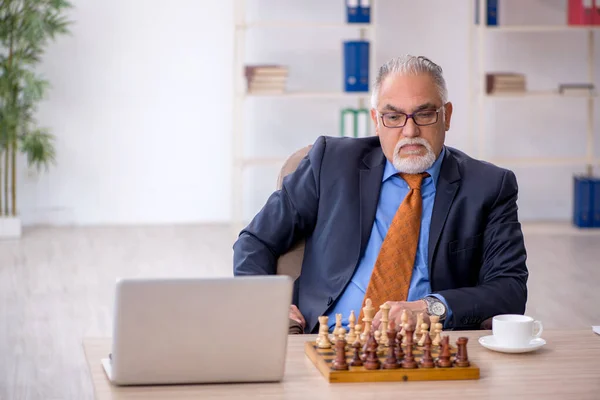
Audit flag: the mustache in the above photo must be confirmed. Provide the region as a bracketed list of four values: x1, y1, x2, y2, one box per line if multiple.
[395, 138, 433, 152]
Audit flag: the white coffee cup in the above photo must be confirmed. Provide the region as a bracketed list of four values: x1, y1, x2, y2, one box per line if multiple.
[492, 314, 543, 348]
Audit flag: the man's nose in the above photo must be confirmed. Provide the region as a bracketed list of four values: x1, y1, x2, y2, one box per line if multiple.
[402, 117, 420, 138]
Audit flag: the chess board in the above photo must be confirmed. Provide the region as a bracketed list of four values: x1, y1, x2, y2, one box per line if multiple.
[304, 340, 480, 383]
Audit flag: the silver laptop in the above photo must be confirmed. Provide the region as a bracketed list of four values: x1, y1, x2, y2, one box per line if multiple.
[101, 275, 293, 386]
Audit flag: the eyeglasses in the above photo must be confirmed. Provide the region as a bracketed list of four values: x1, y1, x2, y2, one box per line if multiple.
[378, 106, 444, 128]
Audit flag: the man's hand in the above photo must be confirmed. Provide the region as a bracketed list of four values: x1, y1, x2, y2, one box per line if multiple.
[289, 304, 306, 329]
[371, 300, 428, 330]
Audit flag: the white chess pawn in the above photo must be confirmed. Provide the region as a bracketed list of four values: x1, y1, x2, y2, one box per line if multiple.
[432, 322, 443, 346]
[347, 311, 357, 344]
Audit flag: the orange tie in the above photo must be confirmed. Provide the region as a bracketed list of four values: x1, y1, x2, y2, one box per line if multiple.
[359, 172, 428, 322]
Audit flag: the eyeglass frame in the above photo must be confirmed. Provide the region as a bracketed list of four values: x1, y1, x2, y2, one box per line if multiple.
[377, 105, 445, 128]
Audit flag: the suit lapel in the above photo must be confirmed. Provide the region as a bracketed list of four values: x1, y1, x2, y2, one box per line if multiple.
[428, 149, 461, 275]
[359, 147, 386, 258]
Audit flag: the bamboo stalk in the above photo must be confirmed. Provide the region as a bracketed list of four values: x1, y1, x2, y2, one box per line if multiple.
[3, 145, 8, 216]
[0, 151, 3, 217]
[11, 136, 16, 216]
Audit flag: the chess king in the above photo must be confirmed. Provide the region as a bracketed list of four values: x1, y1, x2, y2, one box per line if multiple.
[233, 55, 528, 334]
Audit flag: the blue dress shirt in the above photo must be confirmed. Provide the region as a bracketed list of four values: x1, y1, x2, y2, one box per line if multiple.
[326, 147, 452, 331]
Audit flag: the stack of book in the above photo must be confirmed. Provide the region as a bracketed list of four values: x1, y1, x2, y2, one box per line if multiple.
[245, 65, 288, 94]
[558, 83, 595, 96]
[486, 73, 526, 95]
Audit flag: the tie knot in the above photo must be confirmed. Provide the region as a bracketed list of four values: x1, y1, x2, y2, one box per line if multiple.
[399, 172, 429, 190]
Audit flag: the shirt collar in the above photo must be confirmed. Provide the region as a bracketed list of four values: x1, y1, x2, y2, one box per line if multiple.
[382, 146, 446, 186]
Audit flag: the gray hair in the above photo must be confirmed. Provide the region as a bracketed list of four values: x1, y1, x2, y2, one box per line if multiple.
[370, 55, 448, 109]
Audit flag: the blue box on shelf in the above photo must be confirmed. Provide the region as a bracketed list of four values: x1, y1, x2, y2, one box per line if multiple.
[573, 175, 600, 228]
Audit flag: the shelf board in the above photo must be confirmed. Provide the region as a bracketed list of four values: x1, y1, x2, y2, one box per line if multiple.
[485, 90, 597, 99]
[236, 22, 373, 29]
[242, 91, 371, 99]
[482, 25, 600, 32]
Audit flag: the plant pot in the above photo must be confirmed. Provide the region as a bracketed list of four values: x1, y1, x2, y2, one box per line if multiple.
[0, 216, 22, 239]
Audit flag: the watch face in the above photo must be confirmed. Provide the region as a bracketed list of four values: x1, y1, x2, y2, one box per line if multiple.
[431, 301, 445, 316]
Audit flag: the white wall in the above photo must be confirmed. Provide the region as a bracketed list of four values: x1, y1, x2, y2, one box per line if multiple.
[17, 0, 600, 226]
[19, 0, 234, 225]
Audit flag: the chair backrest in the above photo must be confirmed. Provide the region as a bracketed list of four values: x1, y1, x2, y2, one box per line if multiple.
[275, 145, 312, 280]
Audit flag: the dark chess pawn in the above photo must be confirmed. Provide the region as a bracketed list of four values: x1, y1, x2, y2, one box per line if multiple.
[401, 325, 418, 369]
[395, 330, 404, 362]
[383, 326, 399, 369]
[350, 340, 363, 367]
[331, 337, 349, 370]
[454, 337, 471, 367]
[363, 337, 381, 370]
[419, 332, 435, 368]
[436, 336, 453, 368]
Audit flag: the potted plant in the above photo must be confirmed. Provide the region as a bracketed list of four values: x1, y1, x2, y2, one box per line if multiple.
[0, 0, 72, 238]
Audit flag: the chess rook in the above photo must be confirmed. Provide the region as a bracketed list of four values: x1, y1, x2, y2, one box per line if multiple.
[317, 316, 332, 349]
[455, 337, 471, 367]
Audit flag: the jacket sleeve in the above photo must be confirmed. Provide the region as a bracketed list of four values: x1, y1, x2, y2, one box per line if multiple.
[232, 136, 325, 276]
[434, 170, 529, 330]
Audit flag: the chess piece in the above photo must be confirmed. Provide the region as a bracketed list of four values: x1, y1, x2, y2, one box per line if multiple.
[354, 324, 363, 344]
[401, 324, 417, 368]
[361, 299, 375, 343]
[418, 322, 429, 346]
[347, 310, 357, 344]
[317, 316, 332, 349]
[454, 337, 471, 367]
[383, 326, 399, 369]
[350, 340, 363, 367]
[419, 332, 435, 368]
[399, 309, 409, 336]
[334, 313, 343, 338]
[337, 327, 347, 343]
[432, 322, 443, 346]
[379, 303, 391, 346]
[395, 330, 404, 362]
[414, 312, 424, 341]
[374, 330, 381, 345]
[429, 315, 439, 337]
[331, 336, 349, 370]
[363, 336, 381, 370]
[437, 336, 452, 368]
[362, 327, 376, 361]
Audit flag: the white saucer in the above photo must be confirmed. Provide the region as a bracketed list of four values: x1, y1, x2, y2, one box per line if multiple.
[478, 335, 546, 354]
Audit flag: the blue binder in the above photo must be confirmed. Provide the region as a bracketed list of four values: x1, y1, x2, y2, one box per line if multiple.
[573, 176, 595, 228]
[474, 0, 498, 26]
[343, 40, 369, 92]
[346, 0, 370, 24]
[594, 179, 600, 227]
[346, 0, 359, 23]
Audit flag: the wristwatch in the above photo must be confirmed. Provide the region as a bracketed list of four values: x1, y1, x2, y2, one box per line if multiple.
[423, 296, 447, 321]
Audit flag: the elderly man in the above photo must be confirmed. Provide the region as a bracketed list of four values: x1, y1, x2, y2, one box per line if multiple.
[233, 55, 528, 334]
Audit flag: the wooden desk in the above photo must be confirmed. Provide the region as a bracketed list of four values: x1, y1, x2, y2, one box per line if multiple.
[83, 330, 600, 399]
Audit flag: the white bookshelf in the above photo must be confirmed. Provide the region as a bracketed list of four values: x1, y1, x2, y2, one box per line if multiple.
[469, 1, 598, 171]
[232, 0, 378, 234]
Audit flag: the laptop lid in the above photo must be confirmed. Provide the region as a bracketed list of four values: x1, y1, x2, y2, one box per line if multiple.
[105, 275, 293, 385]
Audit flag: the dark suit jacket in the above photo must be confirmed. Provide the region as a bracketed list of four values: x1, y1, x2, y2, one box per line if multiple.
[233, 136, 528, 333]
